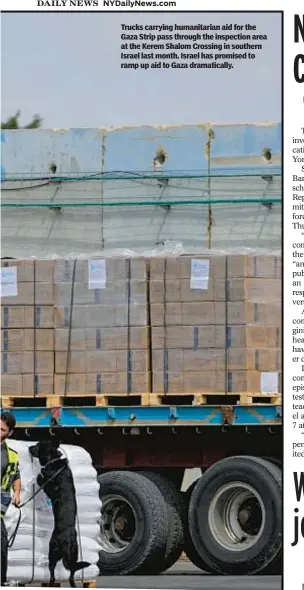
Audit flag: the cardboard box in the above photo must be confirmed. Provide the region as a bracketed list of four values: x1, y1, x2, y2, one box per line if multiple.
[1, 283, 53, 306]
[55, 350, 149, 374]
[227, 370, 281, 394]
[32, 351, 55, 374]
[150, 302, 226, 326]
[54, 372, 150, 395]
[1, 329, 54, 351]
[54, 257, 147, 284]
[54, 374, 86, 395]
[55, 351, 86, 374]
[151, 325, 226, 349]
[33, 352, 54, 374]
[34, 260, 55, 283]
[227, 349, 281, 371]
[55, 305, 114, 328]
[0, 254, 282, 402]
[152, 349, 225, 372]
[22, 374, 54, 395]
[153, 369, 281, 395]
[55, 304, 148, 328]
[1, 259, 54, 283]
[226, 278, 281, 303]
[53, 280, 147, 306]
[151, 348, 281, 374]
[183, 371, 226, 394]
[149, 256, 227, 280]
[1, 307, 28, 329]
[2, 374, 54, 397]
[150, 278, 282, 305]
[1, 374, 22, 395]
[1, 329, 33, 351]
[85, 350, 149, 374]
[2, 351, 34, 374]
[1, 306, 54, 329]
[226, 326, 281, 348]
[180, 256, 227, 280]
[1, 351, 54, 374]
[1, 351, 54, 375]
[87, 350, 149, 374]
[227, 302, 281, 325]
[85, 372, 150, 394]
[227, 254, 281, 279]
[153, 370, 183, 394]
[150, 279, 226, 303]
[152, 370, 226, 394]
[55, 327, 149, 351]
[181, 302, 226, 326]
[1, 260, 34, 283]
[31, 329, 54, 351]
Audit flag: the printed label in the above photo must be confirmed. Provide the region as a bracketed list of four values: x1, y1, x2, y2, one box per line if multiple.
[0, 267, 18, 297]
[260, 371, 279, 394]
[88, 259, 106, 290]
[190, 259, 210, 290]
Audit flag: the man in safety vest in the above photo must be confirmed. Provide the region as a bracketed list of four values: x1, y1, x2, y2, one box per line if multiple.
[1, 411, 21, 586]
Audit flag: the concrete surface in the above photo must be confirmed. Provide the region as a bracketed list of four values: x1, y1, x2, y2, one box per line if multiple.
[1, 124, 282, 178]
[1, 124, 281, 257]
[96, 562, 281, 589]
[96, 578, 281, 590]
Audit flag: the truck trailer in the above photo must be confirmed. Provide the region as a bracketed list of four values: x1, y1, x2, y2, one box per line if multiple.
[1, 401, 282, 576]
[0, 123, 282, 577]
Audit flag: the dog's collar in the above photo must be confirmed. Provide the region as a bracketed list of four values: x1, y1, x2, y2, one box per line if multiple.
[43, 456, 64, 469]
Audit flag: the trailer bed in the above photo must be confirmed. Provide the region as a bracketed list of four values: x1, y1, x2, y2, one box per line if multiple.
[0, 403, 282, 428]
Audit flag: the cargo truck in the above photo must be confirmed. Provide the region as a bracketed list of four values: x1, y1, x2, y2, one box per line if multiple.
[1, 123, 282, 577]
[2, 401, 282, 576]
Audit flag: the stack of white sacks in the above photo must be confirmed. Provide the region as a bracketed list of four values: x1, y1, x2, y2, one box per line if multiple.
[5, 441, 101, 584]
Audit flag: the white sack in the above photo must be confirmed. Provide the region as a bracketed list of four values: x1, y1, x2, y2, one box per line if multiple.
[5, 440, 101, 583]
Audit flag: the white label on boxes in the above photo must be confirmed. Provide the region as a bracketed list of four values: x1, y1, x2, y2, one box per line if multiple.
[88, 259, 106, 290]
[260, 371, 279, 394]
[0, 267, 18, 297]
[190, 259, 210, 290]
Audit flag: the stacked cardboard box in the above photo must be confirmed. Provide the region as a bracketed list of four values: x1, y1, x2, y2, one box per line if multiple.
[1, 260, 55, 395]
[224, 254, 281, 395]
[1, 257, 150, 396]
[150, 254, 281, 395]
[53, 258, 149, 395]
[1, 254, 281, 399]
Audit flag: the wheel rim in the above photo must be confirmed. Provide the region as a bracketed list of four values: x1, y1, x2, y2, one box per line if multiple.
[208, 482, 266, 552]
[99, 494, 137, 553]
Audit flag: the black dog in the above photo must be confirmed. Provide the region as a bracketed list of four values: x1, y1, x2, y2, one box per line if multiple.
[29, 440, 90, 587]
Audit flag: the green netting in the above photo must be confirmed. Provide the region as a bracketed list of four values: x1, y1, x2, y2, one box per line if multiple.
[1, 171, 282, 208]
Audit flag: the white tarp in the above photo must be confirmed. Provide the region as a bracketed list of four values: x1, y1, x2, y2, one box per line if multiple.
[5, 440, 101, 583]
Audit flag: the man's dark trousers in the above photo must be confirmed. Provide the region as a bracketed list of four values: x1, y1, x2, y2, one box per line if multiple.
[1, 516, 8, 585]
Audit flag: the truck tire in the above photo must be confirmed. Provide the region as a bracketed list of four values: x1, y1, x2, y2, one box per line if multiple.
[182, 482, 212, 573]
[262, 457, 282, 468]
[97, 470, 168, 575]
[188, 456, 282, 575]
[260, 553, 282, 575]
[138, 471, 184, 573]
[259, 459, 282, 575]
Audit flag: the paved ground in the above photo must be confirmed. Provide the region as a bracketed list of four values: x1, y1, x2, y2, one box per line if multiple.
[97, 562, 282, 590]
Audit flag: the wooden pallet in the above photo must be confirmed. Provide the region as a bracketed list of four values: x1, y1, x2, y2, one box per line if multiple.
[1, 391, 281, 409]
[1, 393, 151, 409]
[149, 392, 282, 406]
[238, 393, 281, 406]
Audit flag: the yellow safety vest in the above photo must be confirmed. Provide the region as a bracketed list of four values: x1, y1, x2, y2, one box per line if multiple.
[1, 441, 19, 517]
